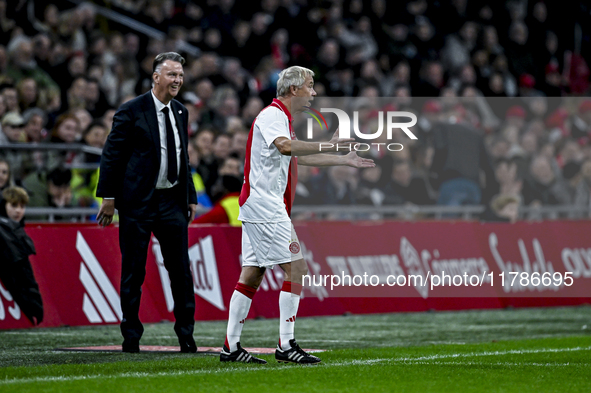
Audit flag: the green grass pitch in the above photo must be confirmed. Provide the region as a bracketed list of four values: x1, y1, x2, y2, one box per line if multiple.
[1, 305, 590, 392]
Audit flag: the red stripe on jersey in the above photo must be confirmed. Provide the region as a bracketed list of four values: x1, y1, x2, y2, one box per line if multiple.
[283, 101, 297, 217]
[284, 157, 297, 217]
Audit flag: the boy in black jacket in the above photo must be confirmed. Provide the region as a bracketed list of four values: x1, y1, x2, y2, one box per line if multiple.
[0, 187, 43, 325]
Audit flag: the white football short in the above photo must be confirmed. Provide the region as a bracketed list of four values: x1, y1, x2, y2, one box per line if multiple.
[241, 221, 303, 268]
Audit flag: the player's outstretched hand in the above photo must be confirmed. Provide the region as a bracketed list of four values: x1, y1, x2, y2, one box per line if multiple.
[328, 129, 356, 148]
[344, 151, 375, 168]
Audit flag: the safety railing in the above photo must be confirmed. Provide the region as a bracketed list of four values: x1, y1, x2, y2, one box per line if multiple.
[291, 205, 591, 221]
[25, 206, 211, 223]
[0, 143, 102, 154]
[23, 205, 591, 223]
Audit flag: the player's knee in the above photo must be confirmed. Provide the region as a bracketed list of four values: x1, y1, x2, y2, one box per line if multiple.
[290, 260, 308, 283]
[239, 267, 266, 289]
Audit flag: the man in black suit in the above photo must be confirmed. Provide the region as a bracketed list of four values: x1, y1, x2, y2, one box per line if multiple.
[96, 52, 198, 353]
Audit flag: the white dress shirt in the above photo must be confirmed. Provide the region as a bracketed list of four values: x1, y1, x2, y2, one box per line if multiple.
[151, 90, 182, 189]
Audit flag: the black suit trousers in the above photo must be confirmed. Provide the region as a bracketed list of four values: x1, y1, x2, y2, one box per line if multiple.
[118, 186, 195, 341]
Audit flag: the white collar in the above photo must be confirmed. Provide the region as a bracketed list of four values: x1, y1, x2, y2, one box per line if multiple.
[151, 90, 171, 113]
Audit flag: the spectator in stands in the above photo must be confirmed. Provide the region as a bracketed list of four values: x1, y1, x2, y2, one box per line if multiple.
[557, 139, 584, 167]
[575, 159, 591, 216]
[46, 113, 81, 171]
[82, 121, 106, 151]
[58, 76, 87, 115]
[212, 132, 232, 163]
[31, 33, 52, 76]
[68, 121, 107, 209]
[5, 35, 59, 100]
[417, 61, 445, 96]
[84, 78, 110, 119]
[0, 45, 6, 76]
[293, 165, 320, 208]
[193, 170, 242, 226]
[481, 194, 520, 223]
[22, 107, 47, 143]
[0, 186, 43, 325]
[187, 136, 212, 208]
[0, 94, 6, 123]
[431, 122, 498, 206]
[0, 0, 15, 46]
[335, 16, 378, 66]
[356, 165, 385, 206]
[194, 128, 216, 196]
[0, 158, 13, 194]
[383, 160, 433, 205]
[241, 96, 263, 127]
[0, 112, 27, 181]
[72, 108, 93, 135]
[210, 154, 242, 203]
[17, 108, 47, 178]
[1, 84, 18, 114]
[23, 166, 73, 209]
[311, 166, 360, 206]
[222, 57, 255, 106]
[193, 78, 215, 108]
[1, 111, 25, 143]
[520, 131, 539, 159]
[505, 21, 536, 78]
[316, 39, 342, 83]
[33, 4, 60, 41]
[495, 158, 523, 201]
[16, 78, 38, 112]
[230, 129, 248, 161]
[560, 161, 587, 208]
[208, 87, 241, 132]
[541, 63, 564, 96]
[101, 108, 116, 132]
[442, 20, 479, 72]
[522, 155, 568, 206]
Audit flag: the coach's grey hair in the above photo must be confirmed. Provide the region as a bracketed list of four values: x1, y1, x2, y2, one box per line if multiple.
[152, 52, 185, 75]
[276, 66, 315, 98]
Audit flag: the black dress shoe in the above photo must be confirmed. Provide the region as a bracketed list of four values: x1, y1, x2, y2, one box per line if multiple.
[179, 336, 197, 353]
[122, 339, 140, 353]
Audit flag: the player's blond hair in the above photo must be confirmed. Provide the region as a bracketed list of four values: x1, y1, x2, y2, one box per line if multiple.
[276, 66, 314, 98]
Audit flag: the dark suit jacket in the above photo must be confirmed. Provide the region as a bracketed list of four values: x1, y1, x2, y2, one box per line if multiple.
[97, 91, 197, 218]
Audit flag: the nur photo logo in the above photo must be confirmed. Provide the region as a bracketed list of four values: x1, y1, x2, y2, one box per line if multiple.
[303, 106, 328, 139]
[300, 97, 419, 152]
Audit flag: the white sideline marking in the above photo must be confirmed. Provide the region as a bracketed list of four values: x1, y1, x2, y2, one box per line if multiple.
[404, 361, 572, 367]
[1, 346, 589, 385]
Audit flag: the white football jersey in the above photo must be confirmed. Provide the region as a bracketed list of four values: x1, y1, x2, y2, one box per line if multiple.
[238, 99, 298, 223]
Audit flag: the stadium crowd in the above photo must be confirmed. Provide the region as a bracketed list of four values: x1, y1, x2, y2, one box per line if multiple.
[1, 0, 591, 220]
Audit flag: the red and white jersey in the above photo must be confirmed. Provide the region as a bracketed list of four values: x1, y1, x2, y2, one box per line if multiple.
[239, 99, 298, 223]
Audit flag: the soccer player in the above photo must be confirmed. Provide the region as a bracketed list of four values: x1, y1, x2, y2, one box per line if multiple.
[220, 66, 374, 364]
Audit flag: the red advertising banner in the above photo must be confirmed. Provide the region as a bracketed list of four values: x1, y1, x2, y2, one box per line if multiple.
[0, 221, 589, 329]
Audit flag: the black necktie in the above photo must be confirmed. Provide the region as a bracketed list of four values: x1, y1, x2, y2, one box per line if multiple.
[161, 107, 178, 184]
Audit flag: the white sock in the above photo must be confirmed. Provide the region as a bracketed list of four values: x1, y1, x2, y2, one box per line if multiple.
[225, 284, 255, 352]
[279, 285, 301, 350]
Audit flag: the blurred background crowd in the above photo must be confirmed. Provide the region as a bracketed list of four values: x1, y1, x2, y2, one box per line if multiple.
[1, 0, 591, 221]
